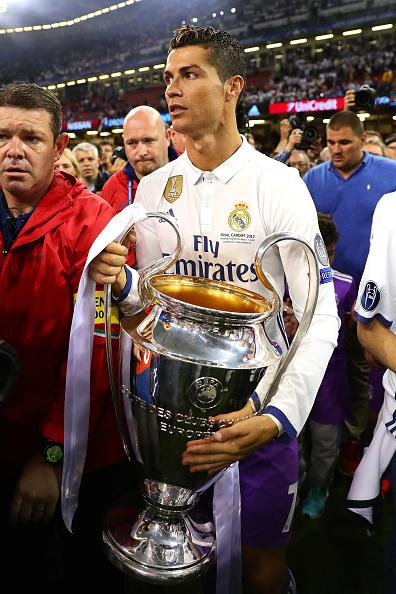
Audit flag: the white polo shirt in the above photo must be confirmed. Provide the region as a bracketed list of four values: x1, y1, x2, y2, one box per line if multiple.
[132, 136, 339, 439]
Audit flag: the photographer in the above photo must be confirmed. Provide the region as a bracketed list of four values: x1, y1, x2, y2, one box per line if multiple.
[272, 118, 303, 163]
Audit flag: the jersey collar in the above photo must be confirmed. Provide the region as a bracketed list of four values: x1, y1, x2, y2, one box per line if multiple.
[182, 135, 252, 185]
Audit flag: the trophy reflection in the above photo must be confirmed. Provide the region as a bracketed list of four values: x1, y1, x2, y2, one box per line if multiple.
[102, 212, 319, 584]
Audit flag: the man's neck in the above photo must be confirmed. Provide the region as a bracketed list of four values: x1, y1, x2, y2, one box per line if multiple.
[2, 189, 45, 215]
[185, 126, 242, 172]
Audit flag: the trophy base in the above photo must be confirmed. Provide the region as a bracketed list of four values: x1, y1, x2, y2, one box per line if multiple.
[103, 495, 216, 584]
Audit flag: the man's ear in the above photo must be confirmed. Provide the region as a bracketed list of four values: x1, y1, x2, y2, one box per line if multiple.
[54, 133, 69, 161]
[225, 75, 245, 102]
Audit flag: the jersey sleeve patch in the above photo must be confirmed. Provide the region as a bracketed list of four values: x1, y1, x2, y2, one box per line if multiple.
[360, 281, 381, 312]
[319, 266, 333, 285]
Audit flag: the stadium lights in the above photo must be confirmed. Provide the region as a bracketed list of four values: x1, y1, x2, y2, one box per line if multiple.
[244, 46, 260, 53]
[112, 128, 124, 134]
[358, 113, 370, 120]
[393, 115, 396, 121]
[372, 24, 393, 31]
[124, 69, 135, 74]
[315, 33, 333, 40]
[266, 42, 282, 49]
[315, 48, 324, 52]
[231, 8, 237, 13]
[249, 120, 265, 127]
[67, 81, 76, 86]
[138, 66, 150, 72]
[342, 29, 362, 36]
[0, 0, 138, 35]
[56, 83, 65, 88]
[48, 85, 56, 90]
[111, 72, 122, 77]
[100, 131, 111, 136]
[323, 118, 330, 124]
[87, 131, 99, 135]
[153, 63, 165, 69]
[77, 79, 86, 84]
[99, 74, 110, 79]
[306, 116, 315, 122]
[68, 133, 76, 139]
[87, 76, 98, 82]
[290, 38, 307, 45]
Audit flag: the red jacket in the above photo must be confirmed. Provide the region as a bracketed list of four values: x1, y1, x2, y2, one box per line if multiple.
[101, 163, 138, 266]
[0, 171, 125, 475]
[101, 163, 139, 214]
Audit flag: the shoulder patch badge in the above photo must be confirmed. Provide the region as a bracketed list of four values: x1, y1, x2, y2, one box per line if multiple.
[164, 175, 183, 203]
[361, 281, 381, 312]
[314, 233, 329, 266]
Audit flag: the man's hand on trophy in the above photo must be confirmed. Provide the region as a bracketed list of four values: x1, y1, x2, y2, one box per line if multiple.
[182, 413, 279, 473]
[89, 241, 129, 294]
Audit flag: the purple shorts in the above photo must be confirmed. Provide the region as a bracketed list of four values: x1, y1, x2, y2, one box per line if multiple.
[239, 438, 299, 548]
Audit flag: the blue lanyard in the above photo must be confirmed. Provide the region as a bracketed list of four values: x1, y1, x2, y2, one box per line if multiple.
[128, 179, 133, 205]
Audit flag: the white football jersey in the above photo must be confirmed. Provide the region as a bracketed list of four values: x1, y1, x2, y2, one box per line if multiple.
[355, 191, 396, 396]
[133, 136, 339, 438]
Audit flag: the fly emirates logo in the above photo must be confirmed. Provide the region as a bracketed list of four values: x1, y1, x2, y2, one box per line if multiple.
[162, 234, 258, 283]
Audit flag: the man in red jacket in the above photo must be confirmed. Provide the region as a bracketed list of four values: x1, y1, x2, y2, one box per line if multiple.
[0, 83, 132, 593]
[101, 105, 177, 213]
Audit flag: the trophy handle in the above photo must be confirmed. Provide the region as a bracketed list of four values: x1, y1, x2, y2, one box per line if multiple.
[103, 211, 182, 459]
[254, 233, 319, 413]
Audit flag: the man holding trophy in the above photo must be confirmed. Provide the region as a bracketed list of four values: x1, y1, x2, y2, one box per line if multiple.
[90, 25, 339, 594]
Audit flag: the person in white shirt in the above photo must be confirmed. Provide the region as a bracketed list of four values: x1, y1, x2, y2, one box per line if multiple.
[347, 192, 396, 594]
[90, 24, 339, 594]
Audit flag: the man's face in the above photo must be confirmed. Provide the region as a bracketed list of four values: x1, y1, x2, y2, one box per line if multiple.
[99, 143, 113, 167]
[0, 106, 67, 202]
[288, 151, 309, 177]
[363, 143, 384, 157]
[385, 142, 396, 160]
[123, 113, 169, 179]
[327, 126, 365, 173]
[164, 45, 228, 137]
[74, 149, 99, 183]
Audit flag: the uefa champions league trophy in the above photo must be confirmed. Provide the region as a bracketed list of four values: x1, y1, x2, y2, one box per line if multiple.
[102, 212, 319, 584]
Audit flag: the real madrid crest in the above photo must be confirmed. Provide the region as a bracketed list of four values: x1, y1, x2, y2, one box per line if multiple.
[228, 201, 251, 232]
[164, 175, 183, 203]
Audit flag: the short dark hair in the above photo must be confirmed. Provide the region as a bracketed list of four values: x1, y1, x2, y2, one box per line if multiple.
[168, 25, 246, 86]
[0, 83, 62, 139]
[318, 213, 339, 247]
[327, 110, 364, 136]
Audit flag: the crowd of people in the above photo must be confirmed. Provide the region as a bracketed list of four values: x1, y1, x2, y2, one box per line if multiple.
[1, 17, 396, 594]
[0, 0, 395, 87]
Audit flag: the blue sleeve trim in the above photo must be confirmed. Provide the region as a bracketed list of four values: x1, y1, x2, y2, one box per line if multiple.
[111, 266, 132, 304]
[355, 311, 393, 328]
[250, 391, 261, 412]
[263, 405, 297, 442]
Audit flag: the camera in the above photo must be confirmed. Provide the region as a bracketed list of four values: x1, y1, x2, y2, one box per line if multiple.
[354, 84, 376, 111]
[0, 340, 20, 405]
[111, 145, 127, 165]
[288, 114, 319, 151]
